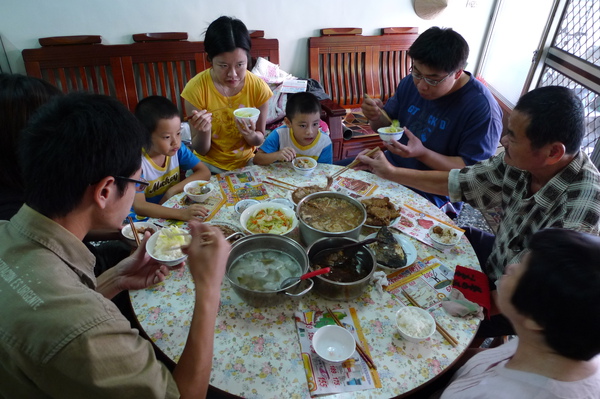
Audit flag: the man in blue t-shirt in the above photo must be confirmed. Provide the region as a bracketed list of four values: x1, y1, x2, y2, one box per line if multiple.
[362, 27, 502, 216]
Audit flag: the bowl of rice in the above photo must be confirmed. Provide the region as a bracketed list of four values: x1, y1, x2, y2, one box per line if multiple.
[428, 224, 462, 251]
[395, 306, 436, 343]
[240, 202, 298, 236]
[146, 225, 190, 267]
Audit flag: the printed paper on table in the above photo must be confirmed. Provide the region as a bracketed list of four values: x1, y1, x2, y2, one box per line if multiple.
[391, 204, 464, 248]
[295, 308, 381, 396]
[330, 176, 378, 198]
[216, 168, 270, 205]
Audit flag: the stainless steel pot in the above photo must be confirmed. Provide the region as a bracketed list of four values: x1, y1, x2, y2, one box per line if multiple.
[226, 234, 311, 307]
[296, 191, 367, 247]
[307, 237, 376, 301]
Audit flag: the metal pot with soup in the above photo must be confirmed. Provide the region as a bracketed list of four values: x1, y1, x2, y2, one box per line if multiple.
[296, 192, 367, 246]
[225, 234, 312, 307]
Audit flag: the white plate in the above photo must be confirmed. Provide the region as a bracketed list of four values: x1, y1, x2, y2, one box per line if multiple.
[365, 232, 417, 271]
[121, 222, 160, 241]
[359, 196, 401, 229]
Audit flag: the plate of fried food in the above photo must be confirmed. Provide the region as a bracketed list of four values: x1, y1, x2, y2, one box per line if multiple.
[366, 226, 417, 271]
[358, 196, 401, 228]
[206, 221, 245, 243]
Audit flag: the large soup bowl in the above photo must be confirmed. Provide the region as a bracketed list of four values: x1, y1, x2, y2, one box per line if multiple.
[296, 192, 367, 246]
[226, 234, 311, 307]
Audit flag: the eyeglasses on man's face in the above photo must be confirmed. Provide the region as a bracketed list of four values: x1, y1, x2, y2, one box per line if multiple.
[409, 66, 452, 87]
[114, 176, 149, 193]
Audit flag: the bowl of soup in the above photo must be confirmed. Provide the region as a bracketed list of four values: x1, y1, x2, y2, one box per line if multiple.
[296, 192, 367, 246]
[233, 107, 260, 125]
[225, 234, 311, 307]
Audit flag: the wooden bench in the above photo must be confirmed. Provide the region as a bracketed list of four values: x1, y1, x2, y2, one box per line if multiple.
[309, 27, 419, 159]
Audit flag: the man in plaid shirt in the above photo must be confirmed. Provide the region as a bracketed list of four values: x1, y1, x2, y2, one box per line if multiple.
[357, 86, 600, 335]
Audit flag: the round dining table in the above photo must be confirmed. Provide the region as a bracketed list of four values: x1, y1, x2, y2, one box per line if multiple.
[129, 162, 482, 398]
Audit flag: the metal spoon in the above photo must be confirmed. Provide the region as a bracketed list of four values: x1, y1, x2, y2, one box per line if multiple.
[279, 267, 331, 290]
[311, 237, 380, 262]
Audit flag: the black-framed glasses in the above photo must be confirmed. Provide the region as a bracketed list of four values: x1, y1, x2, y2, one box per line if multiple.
[114, 176, 149, 193]
[409, 66, 452, 87]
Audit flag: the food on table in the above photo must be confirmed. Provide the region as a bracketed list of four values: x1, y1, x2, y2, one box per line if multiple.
[369, 226, 406, 268]
[431, 225, 459, 244]
[187, 182, 210, 195]
[152, 226, 190, 260]
[396, 307, 435, 337]
[212, 223, 243, 243]
[292, 185, 325, 204]
[380, 126, 402, 133]
[229, 249, 301, 291]
[245, 206, 294, 234]
[312, 248, 370, 283]
[234, 110, 255, 118]
[299, 196, 363, 232]
[293, 157, 315, 169]
[360, 196, 400, 226]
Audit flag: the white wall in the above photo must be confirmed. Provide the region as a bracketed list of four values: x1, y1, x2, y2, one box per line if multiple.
[1, 0, 495, 78]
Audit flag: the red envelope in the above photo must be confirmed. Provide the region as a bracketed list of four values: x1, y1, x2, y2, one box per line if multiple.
[452, 265, 491, 319]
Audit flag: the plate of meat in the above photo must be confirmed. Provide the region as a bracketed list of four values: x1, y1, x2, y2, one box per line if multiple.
[359, 196, 401, 228]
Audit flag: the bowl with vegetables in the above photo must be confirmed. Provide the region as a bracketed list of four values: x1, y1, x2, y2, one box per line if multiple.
[240, 202, 298, 236]
[233, 107, 260, 125]
[377, 120, 404, 142]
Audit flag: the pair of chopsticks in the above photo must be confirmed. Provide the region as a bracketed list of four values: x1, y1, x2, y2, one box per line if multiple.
[364, 93, 394, 125]
[326, 307, 377, 370]
[127, 216, 142, 247]
[330, 147, 380, 179]
[183, 107, 229, 122]
[401, 291, 459, 347]
[264, 177, 298, 191]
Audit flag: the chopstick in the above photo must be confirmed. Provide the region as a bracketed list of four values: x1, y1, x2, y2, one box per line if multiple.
[127, 216, 141, 247]
[326, 307, 377, 370]
[267, 177, 299, 189]
[401, 291, 459, 347]
[364, 93, 394, 125]
[330, 147, 380, 179]
[183, 107, 229, 122]
[263, 181, 294, 191]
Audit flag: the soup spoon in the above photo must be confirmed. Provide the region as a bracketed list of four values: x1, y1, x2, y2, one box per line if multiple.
[311, 237, 380, 262]
[279, 267, 331, 290]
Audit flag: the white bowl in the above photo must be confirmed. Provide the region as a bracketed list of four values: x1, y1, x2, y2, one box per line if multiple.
[395, 307, 436, 343]
[184, 180, 213, 202]
[233, 107, 260, 125]
[377, 126, 404, 142]
[240, 202, 298, 236]
[292, 157, 317, 176]
[428, 224, 462, 251]
[146, 228, 190, 267]
[121, 222, 159, 241]
[312, 325, 356, 362]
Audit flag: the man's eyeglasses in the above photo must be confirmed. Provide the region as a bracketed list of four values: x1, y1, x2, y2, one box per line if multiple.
[409, 66, 452, 87]
[114, 176, 149, 193]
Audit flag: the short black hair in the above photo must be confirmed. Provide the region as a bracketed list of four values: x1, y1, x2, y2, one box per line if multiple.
[512, 228, 600, 361]
[285, 92, 322, 121]
[19, 93, 148, 218]
[408, 27, 469, 73]
[204, 16, 251, 62]
[514, 86, 584, 154]
[135, 95, 180, 138]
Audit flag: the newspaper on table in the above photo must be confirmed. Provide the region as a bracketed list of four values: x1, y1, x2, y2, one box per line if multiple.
[391, 204, 464, 249]
[330, 176, 377, 198]
[294, 308, 381, 396]
[216, 168, 270, 205]
[385, 255, 455, 311]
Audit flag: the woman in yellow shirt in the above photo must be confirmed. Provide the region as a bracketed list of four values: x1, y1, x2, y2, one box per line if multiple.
[182, 16, 272, 173]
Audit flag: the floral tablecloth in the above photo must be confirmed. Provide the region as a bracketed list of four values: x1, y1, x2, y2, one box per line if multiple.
[130, 163, 481, 398]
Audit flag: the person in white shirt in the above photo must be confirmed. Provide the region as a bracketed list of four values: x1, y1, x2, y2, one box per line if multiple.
[439, 228, 600, 398]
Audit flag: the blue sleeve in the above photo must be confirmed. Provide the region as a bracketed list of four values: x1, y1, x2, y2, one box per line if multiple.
[259, 129, 281, 154]
[317, 144, 333, 164]
[177, 145, 200, 170]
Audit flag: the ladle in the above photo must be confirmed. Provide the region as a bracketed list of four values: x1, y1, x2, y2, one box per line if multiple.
[311, 237, 380, 261]
[279, 267, 331, 290]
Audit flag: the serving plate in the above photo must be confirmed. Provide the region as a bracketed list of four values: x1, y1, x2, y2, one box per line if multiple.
[365, 232, 417, 272]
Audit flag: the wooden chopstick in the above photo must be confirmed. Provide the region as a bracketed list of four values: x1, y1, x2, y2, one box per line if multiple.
[183, 107, 229, 122]
[127, 216, 141, 247]
[267, 177, 299, 189]
[364, 93, 393, 125]
[263, 181, 294, 191]
[331, 147, 380, 179]
[401, 291, 459, 347]
[326, 307, 377, 370]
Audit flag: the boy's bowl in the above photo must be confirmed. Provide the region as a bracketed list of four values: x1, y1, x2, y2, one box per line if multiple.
[240, 202, 298, 236]
[146, 229, 189, 267]
[377, 126, 404, 142]
[233, 107, 260, 125]
[312, 325, 356, 362]
[292, 157, 317, 176]
[184, 180, 213, 202]
[396, 307, 436, 343]
[428, 224, 462, 251]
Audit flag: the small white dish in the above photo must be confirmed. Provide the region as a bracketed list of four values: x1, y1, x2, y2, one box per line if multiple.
[184, 180, 213, 203]
[312, 325, 356, 362]
[234, 199, 260, 214]
[365, 232, 417, 271]
[121, 222, 159, 241]
[377, 126, 404, 142]
[292, 157, 317, 176]
[233, 107, 260, 125]
[395, 307, 436, 343]
[428, 224, 463, 251]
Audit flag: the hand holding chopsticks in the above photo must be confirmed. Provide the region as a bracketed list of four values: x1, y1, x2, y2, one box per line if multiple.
[401, 291, 459, 347]
[326, 308, 377, 370]
[364, 93, 394, 125]
[330, 147, 380, 179]
[127, 216, 141, 247]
